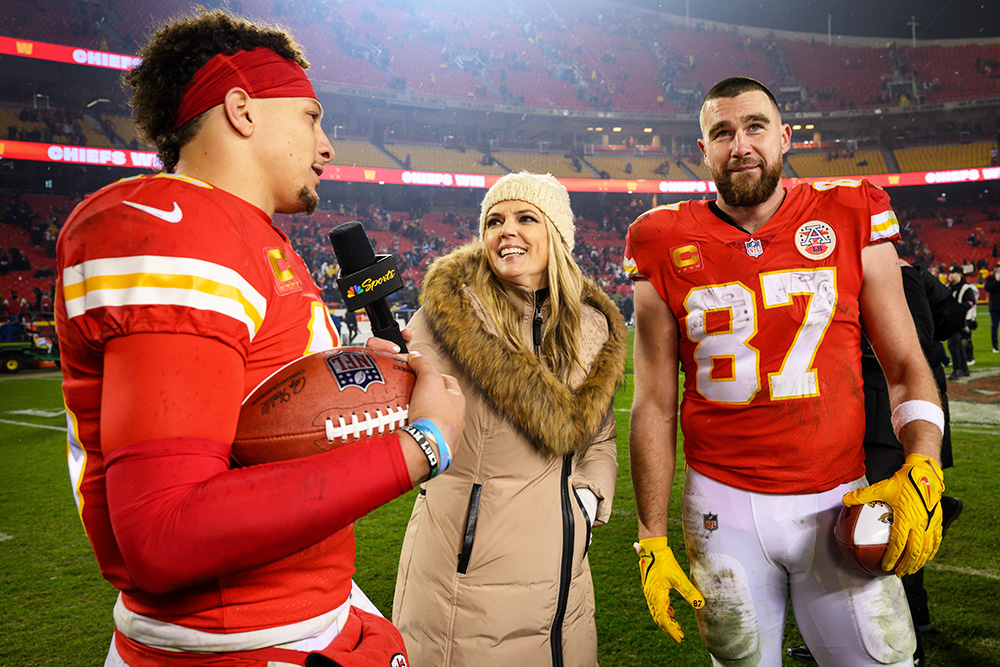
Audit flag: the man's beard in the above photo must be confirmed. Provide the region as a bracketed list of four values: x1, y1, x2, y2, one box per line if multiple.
[298, 185, 319, 215]
[712, 158, 783, 208]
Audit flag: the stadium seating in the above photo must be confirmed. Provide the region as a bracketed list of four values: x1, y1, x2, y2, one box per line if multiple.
[908, 216, 997, 268]
[899, 43, 1000, 103]
[585, 154, 673, 180]
[660, 29, 779, 97]
[6, 0, 108, 50]
[781, 41, 892, 110]
[490, 151, 585, 178]
[383, 144, 507, 175]
[332, 139, 402, 169]
[3, 0, 1000, 297]
[788, 150, 888, 177]
[7, 0, 1000, 115]
[894, 141, 995, 173]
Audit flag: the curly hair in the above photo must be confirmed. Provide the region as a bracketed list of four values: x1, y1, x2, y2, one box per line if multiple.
[123, 7, 310, 173]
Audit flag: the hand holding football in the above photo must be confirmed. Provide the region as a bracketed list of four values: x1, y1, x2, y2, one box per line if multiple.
[834, 500, 895, 577]
[233, 347, 415, 466]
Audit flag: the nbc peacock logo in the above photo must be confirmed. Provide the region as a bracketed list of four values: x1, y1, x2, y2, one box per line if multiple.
[346, 285, 366, 298]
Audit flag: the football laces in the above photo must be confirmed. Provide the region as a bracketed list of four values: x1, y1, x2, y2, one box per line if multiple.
[325, 404, 409, 442]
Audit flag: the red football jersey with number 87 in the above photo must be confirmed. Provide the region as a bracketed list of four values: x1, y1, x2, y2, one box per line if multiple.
[625, 180, 899, 494]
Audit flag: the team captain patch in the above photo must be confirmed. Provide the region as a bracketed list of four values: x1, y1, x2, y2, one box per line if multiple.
[670, 243, 704, 276]
[794, 220, 837, 260]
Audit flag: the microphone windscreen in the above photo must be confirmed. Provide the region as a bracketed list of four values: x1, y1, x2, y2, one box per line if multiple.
[328, 221, 377, 274]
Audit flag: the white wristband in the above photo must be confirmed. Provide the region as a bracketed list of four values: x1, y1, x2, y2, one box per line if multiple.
[890, 400, 944, 438]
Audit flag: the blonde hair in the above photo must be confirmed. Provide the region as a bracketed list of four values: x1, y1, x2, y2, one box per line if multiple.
[473, 217, 585, 381]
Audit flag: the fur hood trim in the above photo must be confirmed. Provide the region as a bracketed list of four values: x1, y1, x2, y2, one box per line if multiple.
[420, 244, 626, 456]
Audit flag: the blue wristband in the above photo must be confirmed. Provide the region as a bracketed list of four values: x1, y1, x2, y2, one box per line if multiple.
[409, 418, 452, 473]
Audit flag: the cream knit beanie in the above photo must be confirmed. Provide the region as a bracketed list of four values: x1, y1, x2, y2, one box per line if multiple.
[479, 171, 575, 251]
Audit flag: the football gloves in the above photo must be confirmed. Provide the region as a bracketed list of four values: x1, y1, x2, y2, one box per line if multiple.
[842, 453, 945, 576]
[636, 537, 704, 643]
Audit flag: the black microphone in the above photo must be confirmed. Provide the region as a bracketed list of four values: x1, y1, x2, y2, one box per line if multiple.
[328, 221, 408, 352]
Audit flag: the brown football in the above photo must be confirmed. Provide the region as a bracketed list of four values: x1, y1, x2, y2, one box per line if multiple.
[233, 347, 414, 466]
[834, 500, 895, 577]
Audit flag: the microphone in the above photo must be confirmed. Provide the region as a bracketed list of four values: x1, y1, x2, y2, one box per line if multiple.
[328, 221, 408, 352]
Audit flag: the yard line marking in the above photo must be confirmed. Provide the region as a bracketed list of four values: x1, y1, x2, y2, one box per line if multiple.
[0, 533, 12, 543]
[0, 419, 67, 432]
[927, 562, 1000, 581]
[6, 409, 66, 418]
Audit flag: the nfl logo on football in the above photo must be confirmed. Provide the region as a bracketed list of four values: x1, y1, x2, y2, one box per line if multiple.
[326, 350, 386, 391]
[703, 512, 719, 532]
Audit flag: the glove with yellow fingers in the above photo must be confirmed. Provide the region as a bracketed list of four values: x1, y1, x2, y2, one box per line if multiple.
[842, 453, 944, 576]
[635, 537, 705, 642]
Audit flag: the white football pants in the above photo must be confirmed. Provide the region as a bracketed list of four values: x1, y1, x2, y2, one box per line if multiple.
[682, 467, 915, 667]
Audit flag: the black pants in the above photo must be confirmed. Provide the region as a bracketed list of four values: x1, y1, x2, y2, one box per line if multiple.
[947, 331, 968, 373]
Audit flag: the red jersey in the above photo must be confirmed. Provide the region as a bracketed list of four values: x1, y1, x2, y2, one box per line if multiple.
[57, 174, 345, 633]
[624, 180, 900, 494]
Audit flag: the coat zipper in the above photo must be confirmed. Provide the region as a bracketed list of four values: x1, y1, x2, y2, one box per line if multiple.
[532, 288, 572, 666]
[550, 454, 574, 667]
[532, 290, 545, 354]
[457, 483, 483, 575]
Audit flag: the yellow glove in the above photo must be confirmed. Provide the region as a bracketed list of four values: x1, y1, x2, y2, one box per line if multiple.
[636, 537, 705, 642]
[842, 454, 944, 576]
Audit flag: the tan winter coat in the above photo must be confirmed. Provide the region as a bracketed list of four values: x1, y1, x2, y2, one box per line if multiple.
[392, 244, 626, 667]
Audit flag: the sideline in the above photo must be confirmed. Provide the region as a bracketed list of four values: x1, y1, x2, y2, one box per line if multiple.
[0, 370, 63, 382]
[0, 418, 66, 432]
[927, 562, 1000, 582]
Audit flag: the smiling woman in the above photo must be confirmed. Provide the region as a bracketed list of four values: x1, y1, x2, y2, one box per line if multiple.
[392, 171, 627, 667]
[483, 200, 550, 290]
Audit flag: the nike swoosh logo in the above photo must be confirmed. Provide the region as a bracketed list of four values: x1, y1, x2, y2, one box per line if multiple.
[122, 200, 183, 223]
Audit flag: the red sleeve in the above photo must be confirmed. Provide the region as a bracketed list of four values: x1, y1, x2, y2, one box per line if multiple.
[57, 177, 270, 359]
[860, 180, 900, 247]
[100, 332, 412, 594]
[105, 434, 411, 595]
[624, 205, 682, 305]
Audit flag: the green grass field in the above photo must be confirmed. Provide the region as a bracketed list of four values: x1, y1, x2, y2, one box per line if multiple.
[1, 316, 998, 666]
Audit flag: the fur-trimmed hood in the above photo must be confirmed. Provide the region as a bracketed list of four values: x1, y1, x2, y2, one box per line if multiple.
[419, 243, 627, 457]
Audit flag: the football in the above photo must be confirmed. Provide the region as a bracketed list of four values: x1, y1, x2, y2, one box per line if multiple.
[232, 347, 415, 466]
[834, 500, 895, 576]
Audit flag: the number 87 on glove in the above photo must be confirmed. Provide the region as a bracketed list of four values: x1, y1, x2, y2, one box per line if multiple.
[636, 537, 705, 642]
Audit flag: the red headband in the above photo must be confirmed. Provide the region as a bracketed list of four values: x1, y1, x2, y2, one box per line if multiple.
[173, 47, 317, 128]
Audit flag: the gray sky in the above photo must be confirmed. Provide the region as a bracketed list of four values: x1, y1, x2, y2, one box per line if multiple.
[627, 1, 1000, 40]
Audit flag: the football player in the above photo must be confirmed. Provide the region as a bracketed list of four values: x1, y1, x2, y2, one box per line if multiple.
[625, 77, 944, 666]
[56, 9, 464, 666]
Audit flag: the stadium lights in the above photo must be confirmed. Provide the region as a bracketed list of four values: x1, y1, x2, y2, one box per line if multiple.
[612, 127, 622, 132]
[806, 124, 815, 130]
[643, 127, 653, 133]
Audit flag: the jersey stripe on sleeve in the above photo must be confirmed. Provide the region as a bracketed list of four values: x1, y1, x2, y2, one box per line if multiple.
[869, 210, 900, 243]
[63, 255, 267, 339]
